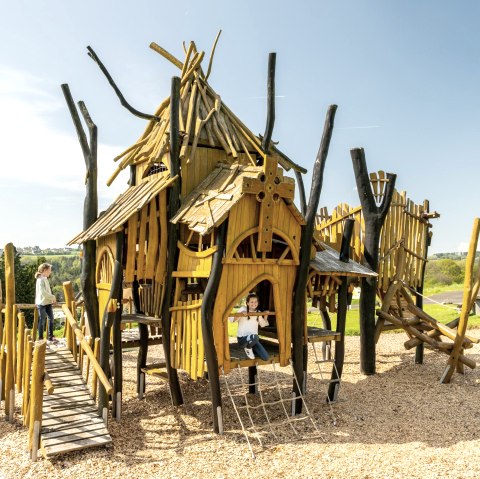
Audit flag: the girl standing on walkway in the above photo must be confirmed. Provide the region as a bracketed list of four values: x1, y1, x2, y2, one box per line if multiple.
[35, 263, 56, 341]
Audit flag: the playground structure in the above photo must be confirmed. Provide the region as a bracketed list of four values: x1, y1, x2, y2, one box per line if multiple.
[61, 37, 378, 436]
[316, 168, 480, 380]
[2, 35, 479, 460]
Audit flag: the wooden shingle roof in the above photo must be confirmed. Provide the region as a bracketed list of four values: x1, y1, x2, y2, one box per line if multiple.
[310, 243, 377, 278]
[172, 163, 304, 235]
[68, 175, 176, 244]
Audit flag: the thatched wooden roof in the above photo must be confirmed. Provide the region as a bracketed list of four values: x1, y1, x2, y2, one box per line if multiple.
[172, 163, 304, 235]
[310, 243, 377, 277]
[107, 39, 306, 186]
[68, 174, 176, 244]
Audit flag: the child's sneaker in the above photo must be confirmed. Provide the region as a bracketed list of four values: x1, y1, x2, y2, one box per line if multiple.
[244, 347, 255, 359]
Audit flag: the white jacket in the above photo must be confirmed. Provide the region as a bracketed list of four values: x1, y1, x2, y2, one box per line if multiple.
[35, 276, 56, 306]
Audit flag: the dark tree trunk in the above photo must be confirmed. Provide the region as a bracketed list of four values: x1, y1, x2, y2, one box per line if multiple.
[61, 84, 100, 339]
[201, 221, 228, 433]
[261, 52, 276, 155]
[111, 232, 124, 419]
[292, 105, 337, 414]
[415, 200, 432, 364]
[294, 170, 307, 216]
[98, 232, 123, 415]
[327, 219, 354, 401]
[132, 280, 148, 397]
[160, 76, 183, 406]
[351, 148, 396, 375]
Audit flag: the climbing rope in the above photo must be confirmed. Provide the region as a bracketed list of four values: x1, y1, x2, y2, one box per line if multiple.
[221, 362, 322, 458]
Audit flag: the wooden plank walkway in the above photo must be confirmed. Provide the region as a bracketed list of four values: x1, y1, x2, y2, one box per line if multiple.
[41, 347, 112, 458]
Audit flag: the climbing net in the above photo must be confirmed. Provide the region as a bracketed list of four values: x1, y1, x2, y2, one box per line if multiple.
[221, 360, 324, 458]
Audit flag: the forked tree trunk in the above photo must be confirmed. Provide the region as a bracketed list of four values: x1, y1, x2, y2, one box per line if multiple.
[351, 148, 396, 375]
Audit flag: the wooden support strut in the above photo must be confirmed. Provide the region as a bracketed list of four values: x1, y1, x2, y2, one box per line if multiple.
[201, 220, 228, 433]
[159, 76, 184, 407]
[61, 84, 100, 339]
[351, 148, 396, 375]
[292, 105, 337, 415]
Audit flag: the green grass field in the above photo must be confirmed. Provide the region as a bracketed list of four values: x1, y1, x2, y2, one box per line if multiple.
[228, 287, 480, 337]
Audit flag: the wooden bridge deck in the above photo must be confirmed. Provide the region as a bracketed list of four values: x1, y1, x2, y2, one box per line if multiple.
[41, 347, 111, 458]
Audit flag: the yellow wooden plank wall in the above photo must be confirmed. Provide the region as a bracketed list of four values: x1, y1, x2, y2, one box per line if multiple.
[169, 299, 205, 379]
[316, 177, 431, 294]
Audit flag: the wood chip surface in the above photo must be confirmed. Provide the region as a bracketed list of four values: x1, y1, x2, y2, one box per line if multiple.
[2, 333, 480, 479]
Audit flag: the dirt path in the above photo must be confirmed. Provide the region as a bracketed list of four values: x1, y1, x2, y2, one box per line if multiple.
[2, 333, 480, 479]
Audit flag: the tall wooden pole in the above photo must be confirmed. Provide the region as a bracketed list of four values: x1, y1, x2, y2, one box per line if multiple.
[4, 243, 15, 421]
[292, 105, 337, 414]
[261, 52, 276, 155]
[160, 76, 183, 406]
[201, 221, 228, 433]
[61, 84, 100, 339]
[98, 233, 123, 416]
[351, 148, 396, 375]
[327, 219, 354, 401]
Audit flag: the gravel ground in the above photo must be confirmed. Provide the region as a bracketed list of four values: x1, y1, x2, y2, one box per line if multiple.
[2, 333, 480, 479]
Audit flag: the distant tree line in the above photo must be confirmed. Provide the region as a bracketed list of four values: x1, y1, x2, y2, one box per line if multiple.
[425, 257, 472, 287]
[0, 250, 81, 314]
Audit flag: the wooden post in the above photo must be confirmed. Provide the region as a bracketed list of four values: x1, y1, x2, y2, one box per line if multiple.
[160, 76, 184, 406]
[61, 84, 100, 339]
[16, 312, 25, 392]
[22, 335, 33, 422]
[28, 341, 46, 456]
[327, 219, 354, 401]
[351, 149, 396, 375]
[92, 337, 100, 401]
[441, 218, 480, 383]
[261, 52, 276, 155]
[292, 105, 337, 414]
[201, 220, 227, 433]
[415, 200, 432, 365]
[4, 243, 15, 421]
[133, 280, 148, 399]
[111, 232, 124, 420]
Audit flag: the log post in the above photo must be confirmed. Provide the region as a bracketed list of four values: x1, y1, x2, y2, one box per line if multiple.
[111, 232, 124, 419]
[261, 52, 276, 155]
[28, 341, 46, 457]
[351, 148, 396, 375]
[133, 280, 148, 399]
[160, 76, 183, 406]
[415, 200, 433, 364]
[327, 219, 354, 401]
[4, 243, 15, 421]
[201, 220, 228, 433]
[98, 234, 123, 416]
[292, 105, 337, 414]
[61, 84, 100, 339]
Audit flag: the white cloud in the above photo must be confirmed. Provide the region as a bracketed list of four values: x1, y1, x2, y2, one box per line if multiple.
[457, 241, 469, 253]
[0, 65, 128, 199]
[0, 66, 129, 247]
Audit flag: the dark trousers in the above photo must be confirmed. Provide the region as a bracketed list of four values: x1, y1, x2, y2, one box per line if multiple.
[37, 304, 54, 340]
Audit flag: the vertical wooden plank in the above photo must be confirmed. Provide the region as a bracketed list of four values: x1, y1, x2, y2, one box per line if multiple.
[145, 197, 159, 280]
[125, 213, 138, 283]
[197, 305, 205, 378]
[136, 205, 148, 282]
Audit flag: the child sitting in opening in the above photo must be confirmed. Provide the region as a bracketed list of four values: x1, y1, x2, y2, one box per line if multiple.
[229, 293, 269, 361]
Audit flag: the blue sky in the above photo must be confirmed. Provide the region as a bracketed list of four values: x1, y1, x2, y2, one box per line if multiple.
[0, 1, 479, 253]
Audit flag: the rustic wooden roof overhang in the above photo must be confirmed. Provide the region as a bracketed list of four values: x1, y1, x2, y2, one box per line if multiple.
[171, 163, 305, 235]
[68, 174, 177, 244]
[310, 243, 377, 277]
